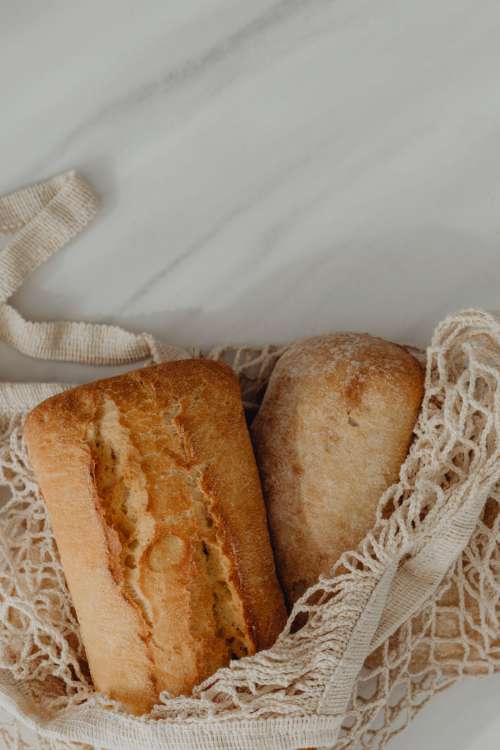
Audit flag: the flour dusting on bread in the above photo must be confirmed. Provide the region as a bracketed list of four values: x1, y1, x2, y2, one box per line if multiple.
[252, 333, 425, 607]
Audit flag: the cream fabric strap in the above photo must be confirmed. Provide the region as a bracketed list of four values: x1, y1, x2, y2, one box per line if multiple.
[0, 171, 187, 366]
[0, 171, 497, 750]
[0, 453, 489, 750]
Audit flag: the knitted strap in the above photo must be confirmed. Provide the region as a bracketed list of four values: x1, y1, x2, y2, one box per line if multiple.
[0, 171, 185, 366]
[319, 473, 493, 715]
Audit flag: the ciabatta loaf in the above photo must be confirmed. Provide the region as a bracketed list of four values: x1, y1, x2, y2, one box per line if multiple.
[25, 360, 286, 714]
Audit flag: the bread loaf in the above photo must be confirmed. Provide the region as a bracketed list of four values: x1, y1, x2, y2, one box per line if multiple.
[25, 360, 286, 714]
[252, 333, 424, 607]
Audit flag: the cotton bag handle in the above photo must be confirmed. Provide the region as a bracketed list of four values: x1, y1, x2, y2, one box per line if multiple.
[319, 308, 500, 716]
[318, 470, 494, 715]
[0, 171, 188, 366]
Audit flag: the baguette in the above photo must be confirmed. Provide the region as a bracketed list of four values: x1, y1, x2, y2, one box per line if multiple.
[25, 360, 286, 714]
[252, 333, 424, 607]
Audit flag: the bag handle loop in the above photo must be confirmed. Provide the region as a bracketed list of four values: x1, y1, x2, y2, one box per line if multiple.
[0, 171, 188, 366]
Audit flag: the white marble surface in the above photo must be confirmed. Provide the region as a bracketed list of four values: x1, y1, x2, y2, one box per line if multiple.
[1, 0, 500, 747]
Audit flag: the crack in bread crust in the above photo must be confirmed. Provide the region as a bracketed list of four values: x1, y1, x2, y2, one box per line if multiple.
[164, 407, 253, 664]
[86, 396, 156, 629]
[87, 393, 253, 684]
[24, 359, 287, 713]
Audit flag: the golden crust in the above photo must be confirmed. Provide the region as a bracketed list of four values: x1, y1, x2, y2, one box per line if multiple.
[25, 359, 286, 714]
[252, 333, 425, 607]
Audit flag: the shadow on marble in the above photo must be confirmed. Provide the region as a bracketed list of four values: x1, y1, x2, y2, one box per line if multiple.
[390, 675, 500, 750]
[112, 226, 500, 353]
[3, 227, 500, 387]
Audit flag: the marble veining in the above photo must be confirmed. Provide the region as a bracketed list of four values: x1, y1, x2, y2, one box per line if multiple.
[1, 1, 500, 747]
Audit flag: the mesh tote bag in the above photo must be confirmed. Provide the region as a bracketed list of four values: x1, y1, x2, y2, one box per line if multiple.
[0, 171, 498, 750]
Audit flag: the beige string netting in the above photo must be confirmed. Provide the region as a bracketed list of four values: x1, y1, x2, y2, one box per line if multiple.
[0, 172, 498, 750]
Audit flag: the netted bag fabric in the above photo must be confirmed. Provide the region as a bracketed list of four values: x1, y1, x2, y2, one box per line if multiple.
[0, 172, 498, 750]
